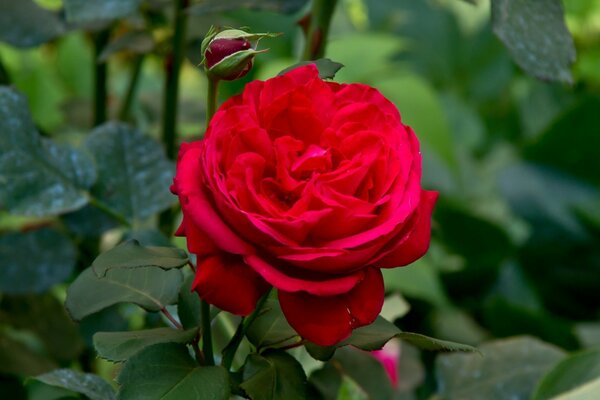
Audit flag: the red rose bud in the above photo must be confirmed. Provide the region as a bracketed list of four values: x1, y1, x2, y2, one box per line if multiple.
[201, 28, 277, 81]
[205, 38, 252, 69]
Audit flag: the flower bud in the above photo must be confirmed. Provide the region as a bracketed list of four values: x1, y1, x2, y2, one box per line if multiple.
[201, 27, 278, 81]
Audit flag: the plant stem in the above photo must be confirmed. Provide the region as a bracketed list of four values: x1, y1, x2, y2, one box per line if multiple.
[221, 290, 271, 370]
[161, 307, 183, 329]
[119, 55, 145, 121]
[159, 0, 189, 237]
[302, 0, 339, 60]
[93, 29, 110, 126]
[206, 78, 219, 128]
[276, 339, 306, 351]
[201, 300, 215, 365]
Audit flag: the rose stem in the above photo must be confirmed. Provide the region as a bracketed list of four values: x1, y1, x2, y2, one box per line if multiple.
[201, 301, 215, 365]
[158, 0, 189, 237]
[206, 78, 219, 127]
[301, 0, 339, 60]
[221, 290, 272, 370]
[118, 54, 145, 121]
[276, 339, 307, 351]
[160, 306, 183, 330]
[93, 28, 110, 126]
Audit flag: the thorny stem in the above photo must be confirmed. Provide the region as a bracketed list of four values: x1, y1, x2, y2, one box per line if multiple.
[302, 0, 339, 60]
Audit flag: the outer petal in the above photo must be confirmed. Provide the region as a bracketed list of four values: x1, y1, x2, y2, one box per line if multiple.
[278, 268, 384, 346]
[192, 254, 270, 316]
[376, 190, 439, 268]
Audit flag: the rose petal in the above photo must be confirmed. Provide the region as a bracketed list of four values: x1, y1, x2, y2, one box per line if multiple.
[278, 267, 384, 346]
[376, 190, 439, 268]
[192, 254, 270, 316]
[244, 254, 364, 296]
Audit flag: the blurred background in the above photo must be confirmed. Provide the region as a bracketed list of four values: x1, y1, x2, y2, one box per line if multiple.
[1, 0, 600, 398]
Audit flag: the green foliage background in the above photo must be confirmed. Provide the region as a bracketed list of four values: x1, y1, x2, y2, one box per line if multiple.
[1, 0, 600, 399]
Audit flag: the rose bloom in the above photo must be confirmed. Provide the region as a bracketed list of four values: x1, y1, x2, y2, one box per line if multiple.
[172, 65, 437, 346]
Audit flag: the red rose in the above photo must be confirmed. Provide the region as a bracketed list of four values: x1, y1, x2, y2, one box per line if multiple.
[172, 65, 438, 346]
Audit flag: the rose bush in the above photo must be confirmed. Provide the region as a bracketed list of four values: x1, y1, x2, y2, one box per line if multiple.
[172, 64, 438, 346]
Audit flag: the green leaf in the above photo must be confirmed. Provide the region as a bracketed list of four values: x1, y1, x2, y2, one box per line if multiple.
[0, 228, 76, 294]
[278, 59, 344, 80]
[336, 376, 368, 400]
[84, 122, 175, 223]
[66, 266, 183, 320]
[246, 295, 298, 350]
[382, 258, 449, 307]
[117, 343, 230, 400]
[435, 336, 566, 400]
[374, 73, 456, 169]
[0, 293, 84, 362]
[307, 317, 476, 361]
[532, 348, 600, 400]
[91, 239, 188, 277]
[0, 87, 95, 216]
[240, 351, 308, 400]
[177, 274, 203, 330]
[551, 378, 600, 400]
[35, 369, 116, 400]
[0, 0, 65, 48]
[396, 332, 478, 353]
[64, 0, 142, 25]
[492, 0, 576, 83]
[524, 98, 600, 186]
[93, 328, 198, 362]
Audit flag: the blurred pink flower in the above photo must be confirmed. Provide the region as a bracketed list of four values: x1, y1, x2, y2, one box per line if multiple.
[371, 339, 401, 387]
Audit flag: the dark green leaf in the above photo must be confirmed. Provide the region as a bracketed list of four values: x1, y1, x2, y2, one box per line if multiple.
[524, 98, 600, 186]
[336, 376, 368, 400]
[0, 0, 65, 48]
[532, 348, 600, 400]
[278, 59, 344, 80]
[241, 351, 308, 400]
[91, 239, 188, 277]
[177, 274, 202, 330]
[383, 259, 449, 307]
[396, 332, 478, 353]
[306, 317, 400, 361]
[436, 336, 566, 400]
[117, 343, 230, 400]
[0, 228, 76, 294]
[246, 295, 298, 350]
[0, 334, 57, 376]
[0, 87, 95, 216]
[62, 204, 118, 236]
[64, 0, 142, 24]
[492, 0, 575, 83]
[499, 163, 597, 242]
[35, 370, 115, 400]
[93, 328, 198, 362]
[0, 294, 84, 362]
[187, 0, 308, 15]
[85, 122, 175, 222]
[66, 266, 183, 320]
